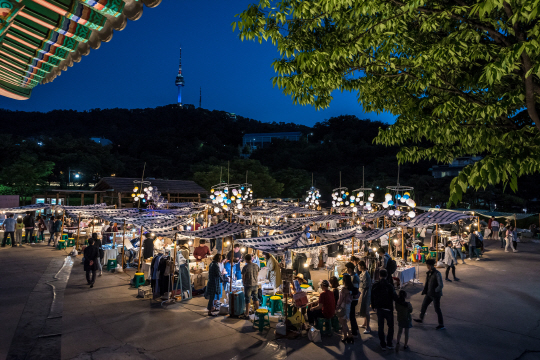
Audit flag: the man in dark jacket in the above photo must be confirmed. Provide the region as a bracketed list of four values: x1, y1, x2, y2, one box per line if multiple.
[23, 211, 35, 244]
[84, 238, 99, 288]
[414, 258, 445, 329]
[371, 269, 398, 350]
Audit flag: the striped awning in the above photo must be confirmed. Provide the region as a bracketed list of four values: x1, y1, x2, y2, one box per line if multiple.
[356, 227, 397, 242]
[399, 210, 475, 227]
[176, 221, 252, 240]
[235, 232, 305, 254]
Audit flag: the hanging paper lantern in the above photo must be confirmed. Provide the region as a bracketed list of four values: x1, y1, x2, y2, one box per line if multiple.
[383, 202, 389, 208]
[370, 193, 375, 197]
[388, 200, 394, 206]
[353, 207, 358, 213]
[350, 203, 354, 207]
[237, 204, 243, 210]
[366, 202, 371, 207]
[385, 193, 392, 201]
[134, 197, 139, 201]
[214, 207, 220, 213]
[389, 210, 395, 215]
[359, 201, 364, 206]
[395, 210, 401, 216]
[404, 192, 410, 196]
[408, 211, 415, 218]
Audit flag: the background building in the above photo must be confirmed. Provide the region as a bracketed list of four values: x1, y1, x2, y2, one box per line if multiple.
[430, 155, 482, 178]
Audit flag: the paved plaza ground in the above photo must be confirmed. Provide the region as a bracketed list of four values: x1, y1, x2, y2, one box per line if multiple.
[1, 240, 540, 360]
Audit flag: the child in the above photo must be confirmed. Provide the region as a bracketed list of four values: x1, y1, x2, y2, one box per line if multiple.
[395, 290, 413, 350]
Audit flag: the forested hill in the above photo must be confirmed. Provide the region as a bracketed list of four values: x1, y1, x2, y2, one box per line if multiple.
[0, 105, 535, 212]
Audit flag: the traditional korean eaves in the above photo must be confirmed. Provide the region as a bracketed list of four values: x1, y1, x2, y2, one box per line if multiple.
[0, 0, 161, 100]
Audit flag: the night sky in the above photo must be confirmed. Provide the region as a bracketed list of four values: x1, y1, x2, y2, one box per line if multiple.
[0, 1, 396, 127]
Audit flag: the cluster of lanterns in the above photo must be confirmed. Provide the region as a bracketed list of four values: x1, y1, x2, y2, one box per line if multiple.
[332, 189, 375, 212]
[382, 192, 416, 218]
[209, 186, 253, 213]
[304, 188, 320, 208]
[131, 186, 167, 207]
[331, 189, 349, 208]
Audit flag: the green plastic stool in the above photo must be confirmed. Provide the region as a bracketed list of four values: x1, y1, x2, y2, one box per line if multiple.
[62, 234, 68, 240]
[31, 235, 39, 243]
[331, 315, 341, 332]
[57, 240, 66, 250]
[269, 296, 283, 315]
[429, 251, 437, 258]
[107, 259, 117, 271]
[85, 240, 89, 245]
[133, 272, 145, 288]
[421, 254, 426, 263]
[5, 237, 12, 245]
[66, 238, 75, 247]
[262, 294, 272, 308]
[253, 308, 270, 332]
[422, 246, 429, 254]
[317, 317, 333, 336]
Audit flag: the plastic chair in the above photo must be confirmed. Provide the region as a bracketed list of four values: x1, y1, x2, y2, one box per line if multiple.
[316, 317, 333, 336]
[269, 296, 283, 315]
[107, 259, 117, 271]
[61, 234, 68, 240]
[253, 308, 270, 332]
[67, 238, 75, 247]
[133, 272, 145, 288]
[57, 240, 66, 250]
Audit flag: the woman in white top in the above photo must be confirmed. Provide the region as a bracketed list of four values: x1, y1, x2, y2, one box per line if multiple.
[444, 241, 459, 281]
[505, 226, 518, 253]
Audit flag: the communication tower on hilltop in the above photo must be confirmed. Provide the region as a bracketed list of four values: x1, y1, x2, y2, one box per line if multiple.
[175, 48, 185, 107]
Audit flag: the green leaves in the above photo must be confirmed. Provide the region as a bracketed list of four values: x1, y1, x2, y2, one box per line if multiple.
[233, 0, 540, 205]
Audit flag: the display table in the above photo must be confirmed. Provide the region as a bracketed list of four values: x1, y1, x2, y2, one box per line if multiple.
[394, 266, 416, 288]
[103, 248, 119, 261]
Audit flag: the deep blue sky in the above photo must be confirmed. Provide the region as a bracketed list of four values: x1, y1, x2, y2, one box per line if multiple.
[0, 1, 396, 126]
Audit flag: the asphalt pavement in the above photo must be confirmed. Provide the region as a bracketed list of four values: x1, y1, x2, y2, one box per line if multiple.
[1, 239, 540, 360]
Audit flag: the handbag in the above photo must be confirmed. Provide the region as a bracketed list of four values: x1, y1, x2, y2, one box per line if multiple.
[89, 260, 94, 266]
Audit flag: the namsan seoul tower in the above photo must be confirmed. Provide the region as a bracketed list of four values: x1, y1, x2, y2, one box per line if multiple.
[175, 48, 185, 107]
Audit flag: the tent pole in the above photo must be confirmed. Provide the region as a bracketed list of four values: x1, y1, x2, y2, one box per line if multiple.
[137, 225, 144, 272]
[76, 213, 81, 251]
[436, 223, 439, 262]
[121, 220, 126, 270]
[401, 227, 405, 260]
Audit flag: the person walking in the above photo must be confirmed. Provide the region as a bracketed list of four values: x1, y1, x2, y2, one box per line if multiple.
[395, 290, 413, 350]
[241, 254, 259, 318]
[23, 211, 35, 244]
[15, 216, 24, 247]
[467, 231, 478, 260]
[2, 214, 16, 247]
[345, 262, 361, 337]
[92, 233, 104, 276]
[358, 260, 372, 334]
[414, 259, 445, 330]
[505, 226, 518, 253]
[444, 241, 459, 282]
[371, 269, 398, 350]
[491, 217, 500, 243]
[48, 216, 62, 247]
[452, 234, 466, 264]
[337, 274, 354, 344]
[205, 254, 222, 316]
[37, 215, 47, 242]
[84, 238, 99, 288]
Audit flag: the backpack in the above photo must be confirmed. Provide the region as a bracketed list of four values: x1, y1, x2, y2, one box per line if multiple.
[386, 257, 397, 276]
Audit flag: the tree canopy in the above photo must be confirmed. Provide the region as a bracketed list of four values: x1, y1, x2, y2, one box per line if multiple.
[234, 0, 540, 205]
